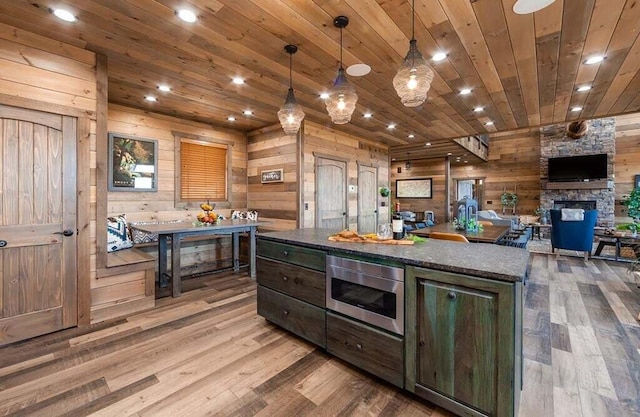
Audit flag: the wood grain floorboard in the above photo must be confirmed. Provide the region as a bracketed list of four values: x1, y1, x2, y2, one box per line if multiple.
[0, 255, 638, 416]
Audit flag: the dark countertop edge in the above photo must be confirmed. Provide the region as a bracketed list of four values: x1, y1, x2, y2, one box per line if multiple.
[258, 234, 526, 283]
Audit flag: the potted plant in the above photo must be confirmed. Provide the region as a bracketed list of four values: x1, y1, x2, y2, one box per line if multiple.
[534, 206, 549, 225]
[379, 185, 390, 198]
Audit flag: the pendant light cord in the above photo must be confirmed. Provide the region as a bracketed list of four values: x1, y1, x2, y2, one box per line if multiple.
[340, 26, 344, 70]
[289, 52, 293, 89]
[411, 0, 415, 41]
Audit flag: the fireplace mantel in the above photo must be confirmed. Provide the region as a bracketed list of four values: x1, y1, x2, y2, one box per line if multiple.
[544, 180, 610, 190]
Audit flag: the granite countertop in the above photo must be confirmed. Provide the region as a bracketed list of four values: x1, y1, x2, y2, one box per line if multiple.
[259, 228, 530, 283]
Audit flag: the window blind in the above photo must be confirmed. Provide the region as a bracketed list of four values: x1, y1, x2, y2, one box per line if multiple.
[180, 140, 227, 200]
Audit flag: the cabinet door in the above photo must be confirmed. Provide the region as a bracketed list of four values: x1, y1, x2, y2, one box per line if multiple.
[406, 266, 517, 417]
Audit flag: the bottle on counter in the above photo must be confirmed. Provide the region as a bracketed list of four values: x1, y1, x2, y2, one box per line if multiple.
[392, 213, 404, 240]
[394, 201, 400, 213]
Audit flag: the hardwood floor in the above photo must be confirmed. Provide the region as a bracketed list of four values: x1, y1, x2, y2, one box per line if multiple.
[0, 255, 638, 416]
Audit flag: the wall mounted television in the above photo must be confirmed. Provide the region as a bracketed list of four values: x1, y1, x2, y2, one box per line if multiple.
[547, 153, 608, 182]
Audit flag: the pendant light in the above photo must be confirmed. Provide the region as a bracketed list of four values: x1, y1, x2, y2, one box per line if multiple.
[393, 0, 434, 107]
[277, 45, 305, 135]
[326, 16, 358, 124]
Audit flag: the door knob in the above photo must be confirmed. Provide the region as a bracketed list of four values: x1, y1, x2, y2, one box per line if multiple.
[54, 229, 75, 237]
[0, 240, 7, 248]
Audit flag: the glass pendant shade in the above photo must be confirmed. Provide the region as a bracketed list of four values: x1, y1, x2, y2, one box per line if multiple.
[278, 88, 305, 135]
[326, 68, 358, 124]
[393, 39, 434, 107]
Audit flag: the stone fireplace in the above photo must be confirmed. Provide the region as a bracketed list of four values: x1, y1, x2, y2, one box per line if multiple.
[553, 200, 597, 210]
[540, 118, 615, 227]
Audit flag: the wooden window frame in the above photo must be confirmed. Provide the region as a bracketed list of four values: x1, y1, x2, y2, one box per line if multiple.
[173, 131, 233, 209]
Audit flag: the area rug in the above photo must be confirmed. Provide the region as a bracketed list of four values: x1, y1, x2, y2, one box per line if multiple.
[526, 237, 637, 261]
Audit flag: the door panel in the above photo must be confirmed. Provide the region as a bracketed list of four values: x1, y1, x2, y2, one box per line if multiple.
[316, 157, 347, 230]
[0, 105, 77, 345]
[357, 165, 377, 234]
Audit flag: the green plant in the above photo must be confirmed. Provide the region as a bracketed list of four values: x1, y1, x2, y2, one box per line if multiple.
[534, 206, 549, 219]
[624, 187, 640, 222]
[379, 185, 390, 197]
[501, 192, 518, 207]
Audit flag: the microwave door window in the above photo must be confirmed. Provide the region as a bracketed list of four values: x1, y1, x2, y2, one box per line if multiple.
[331, 278, 397, 319]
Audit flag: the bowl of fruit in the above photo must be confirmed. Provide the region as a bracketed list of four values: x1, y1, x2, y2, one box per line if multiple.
[194, 203, 219, 226]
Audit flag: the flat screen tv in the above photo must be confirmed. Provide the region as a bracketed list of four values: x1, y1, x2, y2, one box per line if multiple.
[548, 153, 607, 182]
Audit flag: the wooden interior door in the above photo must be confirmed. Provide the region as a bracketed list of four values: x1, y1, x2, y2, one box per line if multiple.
[357, 164, 378, 234]
[316, 156, 347, 230]
[0, 104, 77, 346]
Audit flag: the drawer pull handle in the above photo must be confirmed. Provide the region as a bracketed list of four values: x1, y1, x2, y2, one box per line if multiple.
[447, 291, 457, 300]
[282, 276, 288, 282]
[283, 310, 289, 317]
[356, 343, 362, 350]
[282, 250, 289, 256]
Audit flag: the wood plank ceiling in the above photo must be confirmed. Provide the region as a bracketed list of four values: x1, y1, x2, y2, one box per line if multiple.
[0, 0, 639, 150]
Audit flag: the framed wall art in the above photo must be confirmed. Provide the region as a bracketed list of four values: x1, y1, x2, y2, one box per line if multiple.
[261, 168, 284, 184]
[396, 178, 432, 199]
[108, 132, 158, 191]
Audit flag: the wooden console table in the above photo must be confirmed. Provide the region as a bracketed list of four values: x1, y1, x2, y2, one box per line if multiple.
[134, 219, 264, 297]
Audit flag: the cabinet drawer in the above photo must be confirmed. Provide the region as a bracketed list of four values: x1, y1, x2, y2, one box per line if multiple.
[257, 257, 325, 307]
[257, 240, 326, 272]
[257, 285, 326, 348]
[327, 312, 403, 388]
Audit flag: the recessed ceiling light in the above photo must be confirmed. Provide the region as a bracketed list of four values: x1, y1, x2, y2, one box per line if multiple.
[227, 116, 236, 121]
[425, 142, 432, 146]
[464, 160, 469, 163]
[363, 112, 372, 118]
[447, 152, 452, 156]
[484, 121, 494, 126]
[584, 55, 605, 65]
[576, 85, 592, 92]
[408, 134, 415, 138]
[346, 63, 371, 77]
[177, 9, 197, 23]
[52, 8, 76, 22]
[144, 96, 157, 102]
[473, 106, 484, 112]
[387, 124, 396, 129]
[243, 110, 253, 116]
[232, 77, 245, 85]
[320, 93, 329, 99]
[432, 52, 447, 62]
[157, 85, 171, 92]
[459, 88, 472, 95]
[571, 107, 583, 112]
[513, 0, 557, 14]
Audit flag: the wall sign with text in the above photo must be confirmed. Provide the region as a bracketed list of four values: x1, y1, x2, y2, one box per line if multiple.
[261, 169, 284, 183]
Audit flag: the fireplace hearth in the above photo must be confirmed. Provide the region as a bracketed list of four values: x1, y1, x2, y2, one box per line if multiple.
[553, 200, 597, 211]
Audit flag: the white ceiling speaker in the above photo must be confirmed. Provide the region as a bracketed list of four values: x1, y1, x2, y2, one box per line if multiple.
[513, 0, 557, 14]
[346, 63, 371, 77]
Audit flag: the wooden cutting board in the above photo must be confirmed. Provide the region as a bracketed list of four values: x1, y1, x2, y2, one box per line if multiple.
[328, 236, 414, 245]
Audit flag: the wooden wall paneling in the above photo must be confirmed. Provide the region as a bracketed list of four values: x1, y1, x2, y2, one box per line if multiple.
[614, 113, 640, 222]
[96, 54, 108, 271]
[77, 116, 92, 325]
[391, 160, 447, 221]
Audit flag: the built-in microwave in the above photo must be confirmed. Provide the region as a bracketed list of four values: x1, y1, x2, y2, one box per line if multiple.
[326, 255, 404, 335]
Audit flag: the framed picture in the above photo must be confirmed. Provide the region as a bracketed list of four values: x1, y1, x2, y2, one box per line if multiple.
[396, 178, 432, 199]
[108, 133, 158, 191]
[261, 168, 283, 184]
[636, 175, 640, 190]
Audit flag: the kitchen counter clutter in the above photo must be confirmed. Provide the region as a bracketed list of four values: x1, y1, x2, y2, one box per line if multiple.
[260, 228, 529, 283]
[256, 228, 527, 417]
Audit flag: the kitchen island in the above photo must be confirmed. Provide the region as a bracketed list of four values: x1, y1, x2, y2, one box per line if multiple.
[256, 228, 529, 417]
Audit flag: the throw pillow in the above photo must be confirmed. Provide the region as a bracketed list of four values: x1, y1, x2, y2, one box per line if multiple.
[246, 210, 258, 221]
[107, 214, 133, 252]
[231, 210, 246, 220]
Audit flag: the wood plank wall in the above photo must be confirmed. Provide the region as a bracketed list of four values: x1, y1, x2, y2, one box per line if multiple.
[615, 113, 640, 222]
[247, 124, 298, 231]
[391, 128, 541, 221]
[302, 121, 390, 229]
[0, 22, 96, 324]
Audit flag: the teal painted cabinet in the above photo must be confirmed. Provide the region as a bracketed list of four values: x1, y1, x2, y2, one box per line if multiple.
[405, 266, 522, 417]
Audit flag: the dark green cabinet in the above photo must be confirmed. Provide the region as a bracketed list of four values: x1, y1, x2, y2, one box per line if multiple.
[405, 266, 522, 417]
